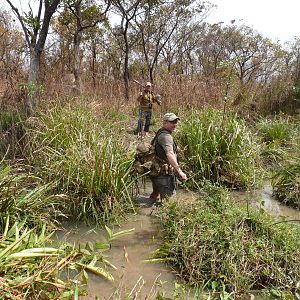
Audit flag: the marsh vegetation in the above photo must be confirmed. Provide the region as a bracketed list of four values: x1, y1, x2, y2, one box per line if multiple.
[1, 0, 300, 298]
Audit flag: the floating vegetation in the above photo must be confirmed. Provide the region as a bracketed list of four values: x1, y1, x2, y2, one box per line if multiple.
[0, 218, 134, 298]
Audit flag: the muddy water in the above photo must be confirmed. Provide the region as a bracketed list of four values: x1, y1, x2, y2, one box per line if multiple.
[56, 181, 299, 299]
[57, 212, 176, 299]
[56, 183, 197, 299]
[233, 182, 300, 220]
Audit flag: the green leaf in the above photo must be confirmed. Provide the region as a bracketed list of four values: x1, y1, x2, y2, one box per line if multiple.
[95, 242, 110, 250]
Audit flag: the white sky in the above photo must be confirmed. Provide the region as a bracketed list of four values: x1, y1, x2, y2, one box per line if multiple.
[206, 0, 300, 43]
[2, 0, 299, 44]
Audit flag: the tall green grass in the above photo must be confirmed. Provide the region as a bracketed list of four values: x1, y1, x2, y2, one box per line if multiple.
[25, 104, 136, 224]
[272, 151, 300, 208]
[157, 182, 300, 297]
[177, 109, 258, 189]
[256, 115, 293, 146]
[255, 115, 295, 165]
[0, 162, 63, 231]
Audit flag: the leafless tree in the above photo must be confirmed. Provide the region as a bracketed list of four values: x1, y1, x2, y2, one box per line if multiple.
[6, 0, 60, 115]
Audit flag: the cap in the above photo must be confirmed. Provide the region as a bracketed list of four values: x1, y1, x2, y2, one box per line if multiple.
[145, 81, 152, 87]
[163, 112, 180, 122]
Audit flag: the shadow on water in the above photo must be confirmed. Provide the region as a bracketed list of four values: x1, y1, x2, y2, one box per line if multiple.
[55, 181, 299, 299]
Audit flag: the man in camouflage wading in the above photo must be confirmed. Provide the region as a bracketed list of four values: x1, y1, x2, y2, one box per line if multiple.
[149, 113, 187, 205]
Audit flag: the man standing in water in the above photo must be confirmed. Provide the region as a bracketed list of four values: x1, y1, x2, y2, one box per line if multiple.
[149, 113, 187, 204]
[137, 82, 161, 137]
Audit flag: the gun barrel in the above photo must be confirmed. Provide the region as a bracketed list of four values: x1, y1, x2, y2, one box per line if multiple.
[133, 79, 145, 88]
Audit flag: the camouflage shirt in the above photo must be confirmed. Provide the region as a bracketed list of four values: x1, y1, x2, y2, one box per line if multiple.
[138, 90, 160, 112]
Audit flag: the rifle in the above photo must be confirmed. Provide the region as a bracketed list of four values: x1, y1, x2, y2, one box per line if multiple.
[133, 79, 145, 88]
[132, 79, 161, 105]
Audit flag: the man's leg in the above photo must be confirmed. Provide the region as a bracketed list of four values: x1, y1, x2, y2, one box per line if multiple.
[150, 176, 160, 201]
[151, 175, 176, 201]
[144, 111, 152, 134]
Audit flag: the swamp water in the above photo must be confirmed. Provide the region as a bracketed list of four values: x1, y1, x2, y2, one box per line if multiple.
[55, 181, 300, 299]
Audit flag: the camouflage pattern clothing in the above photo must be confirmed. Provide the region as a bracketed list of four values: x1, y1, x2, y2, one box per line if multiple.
[138, 90, 160, 112]
[137, 90, 161, 133]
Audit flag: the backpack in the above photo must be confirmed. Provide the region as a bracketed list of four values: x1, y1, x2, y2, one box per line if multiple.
[132, 141, 161, 176]
[132, 130, 174, 176]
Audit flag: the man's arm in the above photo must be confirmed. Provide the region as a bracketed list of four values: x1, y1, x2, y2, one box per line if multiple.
[166, 151, 187, 181]
[137, 93, 143, 102]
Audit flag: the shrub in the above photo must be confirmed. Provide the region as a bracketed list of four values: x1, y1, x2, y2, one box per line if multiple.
[0, 111, 25, 159]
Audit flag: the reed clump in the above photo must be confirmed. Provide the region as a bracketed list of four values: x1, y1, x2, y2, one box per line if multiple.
[272, 154, 300, 208]
[254, 114, 300, 208]
[177, 109, 258, 189]
[255, 115, 295, 164]
[256, 115, 293, 146]
[24, 103, 136, 224]
[157, 182, 300, 297]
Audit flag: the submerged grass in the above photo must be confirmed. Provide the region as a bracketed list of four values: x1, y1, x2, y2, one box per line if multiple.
[156, 182, 300, 298]
[177, 109, 258, 189]
[24, 103, 137, 224]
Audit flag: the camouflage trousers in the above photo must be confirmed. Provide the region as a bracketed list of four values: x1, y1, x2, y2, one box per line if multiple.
[137, 111, 152, 133]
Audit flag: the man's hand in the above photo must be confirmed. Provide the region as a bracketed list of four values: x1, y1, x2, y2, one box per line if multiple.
[155, 94, 161, 105]
[177, 169, 187, 181]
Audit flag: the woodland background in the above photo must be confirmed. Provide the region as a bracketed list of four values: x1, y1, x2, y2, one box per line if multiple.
[1, 0, 300, 117]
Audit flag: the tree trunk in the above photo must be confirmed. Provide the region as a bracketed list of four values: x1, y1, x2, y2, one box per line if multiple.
[26, 49, 41, 116]
[92, 43, 96, 88]
[123, 30, 130, 101]
[74, 22, 82, 96]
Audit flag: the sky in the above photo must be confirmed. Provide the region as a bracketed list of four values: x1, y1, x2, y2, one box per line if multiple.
[205, 0, 300, 43]
[1, 0, 299, 44]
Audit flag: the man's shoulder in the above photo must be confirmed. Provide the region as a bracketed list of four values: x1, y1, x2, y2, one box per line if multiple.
[157, 129, 172, 144]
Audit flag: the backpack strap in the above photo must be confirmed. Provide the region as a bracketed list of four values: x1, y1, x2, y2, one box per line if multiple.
[151, 128, 178, 163]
